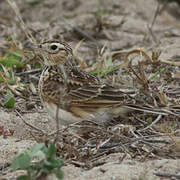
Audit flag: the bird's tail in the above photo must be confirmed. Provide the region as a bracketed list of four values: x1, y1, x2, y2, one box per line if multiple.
[124, 105, 180, 117]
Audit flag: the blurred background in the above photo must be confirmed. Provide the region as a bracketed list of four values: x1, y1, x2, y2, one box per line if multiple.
[0, 0, 180, 61]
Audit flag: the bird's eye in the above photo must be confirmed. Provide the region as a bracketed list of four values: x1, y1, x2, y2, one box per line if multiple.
[50, 44, 58, 51]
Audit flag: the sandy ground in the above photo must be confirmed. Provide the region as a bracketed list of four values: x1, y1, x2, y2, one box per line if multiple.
[0, 0, 180, 179]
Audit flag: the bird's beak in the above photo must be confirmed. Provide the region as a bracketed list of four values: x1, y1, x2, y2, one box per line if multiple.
[31, 44, 40, 50]
[27, 43, 41, 51]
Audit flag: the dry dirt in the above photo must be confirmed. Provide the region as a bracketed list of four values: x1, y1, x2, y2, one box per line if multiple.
[0, 0, 180, 179]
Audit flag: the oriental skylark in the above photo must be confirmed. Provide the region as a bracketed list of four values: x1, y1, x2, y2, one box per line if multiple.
[35, 40, 168, 125]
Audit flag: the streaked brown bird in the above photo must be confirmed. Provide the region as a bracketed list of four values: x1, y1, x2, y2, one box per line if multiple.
[35, 40, 168, 126]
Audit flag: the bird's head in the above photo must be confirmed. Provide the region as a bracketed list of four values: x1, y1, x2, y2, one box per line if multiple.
[35, 40, 73, 66]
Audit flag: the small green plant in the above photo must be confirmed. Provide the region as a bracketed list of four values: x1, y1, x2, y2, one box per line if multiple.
[0, 51, 23, 68]
[3, 91, 15, 108]
[91, 57, 119, 78]
[11, 143, 64, 180]
[146, 117, 153, 124]
[149, 67, 165, 80]
[0, 49, 27, 108]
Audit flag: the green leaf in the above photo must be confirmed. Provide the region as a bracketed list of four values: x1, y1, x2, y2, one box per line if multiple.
[9, 69, 15, 83]
[44, 159, 52, 165]
[105, 57, 112, 68]
[31, 150, 45, 160]
[42, 169, 51, 174]
[0, 52, 22, 68]
[29, 143, 45, 153]
[56, 159, 64, 168]
[0, 73, 4, 82]
[29, 143, 45, 158]
[49, 159, 64, 168]
[146, 117, 153, 124]
[11, 142, 64, 179]
[54, 169, 64, 179]
[40, 164, 52, 173]
[11, 153, 30, 170]
[3, 91, 15, 108]
[17, 175, 30, 180]
[149, 67, 165, 80]
[90, 56, 120, 78]
[47, 144, 56, 159]
[32, 160, 43, 170]
[26, 0, 42, 6]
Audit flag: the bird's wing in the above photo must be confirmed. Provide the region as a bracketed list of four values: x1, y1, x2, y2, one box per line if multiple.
[66, 84, 131, 108]
[56, 66, 180, 117]
[67, 84, 180, 117]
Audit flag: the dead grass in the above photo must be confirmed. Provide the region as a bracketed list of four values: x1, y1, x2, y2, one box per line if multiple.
[0, 0, 180, 179]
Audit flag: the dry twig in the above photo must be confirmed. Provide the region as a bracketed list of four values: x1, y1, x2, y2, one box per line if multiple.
[154, 171, 180, 179]
[15, 109, 46, 135]
[6, 0, 36, 43]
